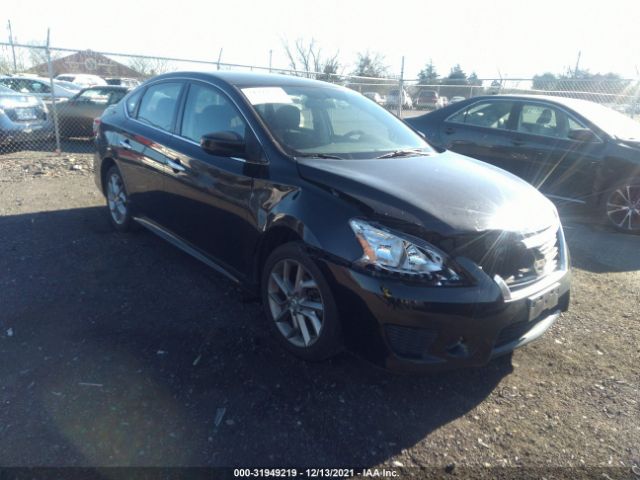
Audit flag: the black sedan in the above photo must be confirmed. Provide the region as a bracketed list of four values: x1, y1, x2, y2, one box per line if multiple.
[94, 72, 570, 372]
[57, 86, 128, 138]
[406, 95, 640, 233]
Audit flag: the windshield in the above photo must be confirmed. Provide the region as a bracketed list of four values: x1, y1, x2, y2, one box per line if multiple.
[242, 84, 432, 159]
[568, 99, 640, 141]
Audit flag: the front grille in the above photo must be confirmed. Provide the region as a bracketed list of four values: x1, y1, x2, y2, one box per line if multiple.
[505, 226, 560, 288]
[455, 226, 561, 290]
[385, 325, 438, 359]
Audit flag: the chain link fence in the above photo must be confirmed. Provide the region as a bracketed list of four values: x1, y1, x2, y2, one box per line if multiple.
[1, 41, 639, 158]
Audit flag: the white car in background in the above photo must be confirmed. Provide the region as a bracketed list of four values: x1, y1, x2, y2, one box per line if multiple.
[363, 91, 385, 105]
[385, 88, 413, 109]
[0, 76, 79, 101]
[56, 73, 107, 88]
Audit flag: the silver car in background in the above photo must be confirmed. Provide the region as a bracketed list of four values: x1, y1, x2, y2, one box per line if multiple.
[0, 85, 53, 145]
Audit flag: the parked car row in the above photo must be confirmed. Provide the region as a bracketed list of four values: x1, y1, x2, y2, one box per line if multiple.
[0, 74, 140, 101]
[0, 74, 132, 144]
[0, 75, 80, 100]
[364, 88, 463, 111]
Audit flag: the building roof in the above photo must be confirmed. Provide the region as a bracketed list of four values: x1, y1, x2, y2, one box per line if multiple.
[29, 50, 143, 79]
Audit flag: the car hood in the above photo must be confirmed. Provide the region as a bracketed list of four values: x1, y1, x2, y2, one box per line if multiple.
[616, 137, 640, 151]
[297, 152, 559, 236]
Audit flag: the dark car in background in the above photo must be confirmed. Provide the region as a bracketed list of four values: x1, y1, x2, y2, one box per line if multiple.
[415, 89, 440, 110]
[57, 86, 129, 138]
[0, 85, 53, 145]
[94, 72, 570, 372]
[407, 95, 640, 233]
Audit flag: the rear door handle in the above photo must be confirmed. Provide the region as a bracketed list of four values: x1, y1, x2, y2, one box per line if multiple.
[119, 139, 132, 150]
[166, 158, 185, 173]
[511, 138, 526, 146]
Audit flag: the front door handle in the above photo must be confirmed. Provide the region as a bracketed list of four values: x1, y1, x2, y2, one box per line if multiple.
[119, 139, 132, 150]
[166, 158, 185, 173]
[512, 138, 526, 146]
[444, 126, 456, 135]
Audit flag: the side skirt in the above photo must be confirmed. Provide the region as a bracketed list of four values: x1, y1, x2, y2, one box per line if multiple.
[133, 216, 241, 285]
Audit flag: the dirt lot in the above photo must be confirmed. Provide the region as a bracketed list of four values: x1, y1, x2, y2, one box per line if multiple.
[0, 149, 638, 477]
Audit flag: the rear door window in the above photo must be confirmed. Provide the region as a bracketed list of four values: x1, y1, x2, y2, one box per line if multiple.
[136, 82, 183, 132]
[125, 89, 143, 116]
[448, 100, 514, 129]
[516, 102, 590, 140]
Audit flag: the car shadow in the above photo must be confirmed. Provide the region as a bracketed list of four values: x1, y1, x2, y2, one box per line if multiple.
[557, 205, 640, 273]
[0, 206, 512, 467]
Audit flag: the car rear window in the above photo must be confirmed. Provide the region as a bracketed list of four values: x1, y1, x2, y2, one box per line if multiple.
[136, 82, 183, 132]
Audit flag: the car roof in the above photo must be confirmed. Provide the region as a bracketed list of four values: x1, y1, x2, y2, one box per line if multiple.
[0, 75, 48, 81]
[151, 71, 344, 89]
[466, 94, 600, 110]
[81, 85, 129, 90]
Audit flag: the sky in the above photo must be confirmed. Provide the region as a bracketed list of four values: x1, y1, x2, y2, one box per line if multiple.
[3, 0, 640, 80]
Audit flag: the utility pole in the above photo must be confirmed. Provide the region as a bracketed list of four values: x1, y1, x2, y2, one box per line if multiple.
[269, 49, 273, 73]
[397, 56, 405, 118]
[573, 51, 581, 78]
[7, 20, 17, 73]
[216, 48, 223, 70]
[45, 28, 61, 155]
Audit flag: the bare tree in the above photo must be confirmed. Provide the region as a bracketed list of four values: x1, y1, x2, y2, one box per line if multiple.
[282, 38, 340, 81]
[26, 41, 62, 69]
[352, 51, 388, 78]
[127, 57, 171, 78]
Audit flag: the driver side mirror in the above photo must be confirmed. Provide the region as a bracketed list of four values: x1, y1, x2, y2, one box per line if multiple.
[201, 131, 245, 157]
[567, 128, 598, 143]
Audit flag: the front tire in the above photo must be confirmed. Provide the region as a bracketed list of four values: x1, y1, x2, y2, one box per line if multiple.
[261, 242, 342, 361]
[105, 165, 136, 232]
[603, 178, 640, 233]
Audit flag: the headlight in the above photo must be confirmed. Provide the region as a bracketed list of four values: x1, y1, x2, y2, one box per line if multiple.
[349, 219, 465, 284]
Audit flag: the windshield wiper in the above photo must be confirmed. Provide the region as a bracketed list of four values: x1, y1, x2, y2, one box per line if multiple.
[295, 153, 344, 160]
[375, 149, 431, 159]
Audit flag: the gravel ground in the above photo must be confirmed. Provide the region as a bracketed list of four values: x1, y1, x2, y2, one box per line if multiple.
[0, 150, 638, 477]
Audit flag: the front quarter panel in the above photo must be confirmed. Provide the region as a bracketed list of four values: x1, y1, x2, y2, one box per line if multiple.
[251, 172, 365, 266]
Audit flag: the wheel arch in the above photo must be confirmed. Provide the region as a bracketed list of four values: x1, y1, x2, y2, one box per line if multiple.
[99, 157, 117, 195]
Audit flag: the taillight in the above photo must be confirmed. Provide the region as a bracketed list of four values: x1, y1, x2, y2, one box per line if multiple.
[92, 118, 101, 136]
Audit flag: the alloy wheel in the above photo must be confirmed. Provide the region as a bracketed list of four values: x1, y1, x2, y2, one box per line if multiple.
[267, 258, 325, 348]
[107, 172, 128, 225]
[606, 184, 640, 232]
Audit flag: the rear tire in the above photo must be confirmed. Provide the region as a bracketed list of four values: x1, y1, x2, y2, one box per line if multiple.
[261, 242, 342, 361]
[602, 177, 640, 234]
[105, 165, 136, 232]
